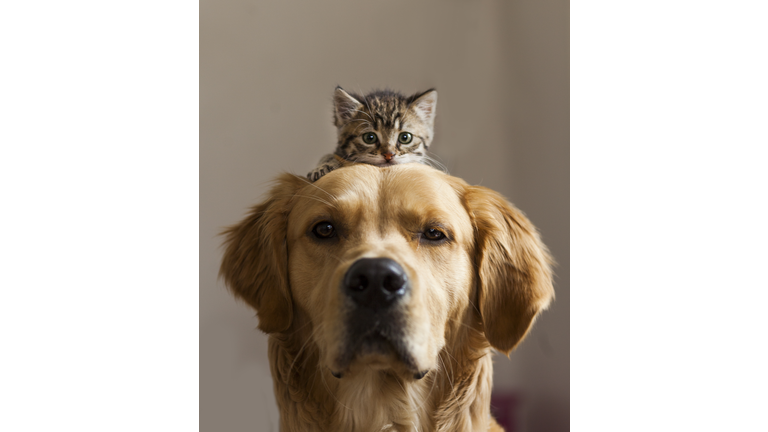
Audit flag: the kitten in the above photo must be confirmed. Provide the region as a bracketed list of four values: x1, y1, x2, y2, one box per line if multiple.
[307, 87, 438, 182]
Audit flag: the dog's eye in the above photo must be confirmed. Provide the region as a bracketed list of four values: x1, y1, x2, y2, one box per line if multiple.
[312, 221, 336, 239]
[423, 228, 446, 241]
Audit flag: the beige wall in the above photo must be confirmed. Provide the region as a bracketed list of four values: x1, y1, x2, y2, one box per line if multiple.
[200, 0, 568, 430]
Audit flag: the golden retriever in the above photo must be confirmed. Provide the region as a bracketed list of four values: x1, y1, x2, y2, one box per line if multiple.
[220, 163, 554, 431]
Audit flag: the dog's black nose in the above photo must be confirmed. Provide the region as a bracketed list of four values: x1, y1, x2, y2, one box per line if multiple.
[343, 258, 408, 310]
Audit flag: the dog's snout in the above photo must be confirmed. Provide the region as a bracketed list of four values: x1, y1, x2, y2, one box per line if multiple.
[343, 258, 408, 309]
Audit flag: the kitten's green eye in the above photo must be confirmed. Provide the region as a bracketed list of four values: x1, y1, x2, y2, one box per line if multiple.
[398, 132, 413, 144]
[362, 133, 378, 144]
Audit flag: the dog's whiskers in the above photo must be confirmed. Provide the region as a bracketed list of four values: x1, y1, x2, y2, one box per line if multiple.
[320, 365, 352, 412]
[438, 353, 455, 392]
[411, 362, 439, 414]
[285, 323, 320, 389]
[326, 253, 345, 265]
[445, 315, 482, 334]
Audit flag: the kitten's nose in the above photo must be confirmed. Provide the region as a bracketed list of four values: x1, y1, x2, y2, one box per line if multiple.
[383, 152, 394, 161]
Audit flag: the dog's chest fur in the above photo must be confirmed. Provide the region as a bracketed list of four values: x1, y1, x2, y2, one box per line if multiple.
[268, 320, 495, 432]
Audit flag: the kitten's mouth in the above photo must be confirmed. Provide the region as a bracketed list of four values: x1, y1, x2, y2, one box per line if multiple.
[373, 158, 401, 166]
[353, 155, 403, 167]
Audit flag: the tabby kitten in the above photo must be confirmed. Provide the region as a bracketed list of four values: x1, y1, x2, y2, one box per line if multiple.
[307, 87, 438, 181]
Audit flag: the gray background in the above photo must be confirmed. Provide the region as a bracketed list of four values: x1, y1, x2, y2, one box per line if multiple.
[201, 0, 568, 430]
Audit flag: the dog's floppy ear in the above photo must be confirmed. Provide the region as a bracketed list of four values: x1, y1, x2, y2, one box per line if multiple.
[465, 186, 555, 354]
[219, 174, 304, 334]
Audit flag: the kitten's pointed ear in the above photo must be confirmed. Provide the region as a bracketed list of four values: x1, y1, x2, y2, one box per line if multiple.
[333, 87, 363, 126]
[409, 89, 438, 129]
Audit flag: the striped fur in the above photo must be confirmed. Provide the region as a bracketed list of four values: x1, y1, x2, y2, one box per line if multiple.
[307, 87, 438, 181]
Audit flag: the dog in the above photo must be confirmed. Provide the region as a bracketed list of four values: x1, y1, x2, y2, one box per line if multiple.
[220, 163, 554, 431]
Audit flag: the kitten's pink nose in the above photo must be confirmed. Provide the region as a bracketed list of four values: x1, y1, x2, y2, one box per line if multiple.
[383, 152, 394, 162]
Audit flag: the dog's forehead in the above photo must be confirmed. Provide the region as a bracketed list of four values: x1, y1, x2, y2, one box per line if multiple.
[290, 164, 469, 232]
[379, 167, 466, 219]
[291, 165, 381, 217]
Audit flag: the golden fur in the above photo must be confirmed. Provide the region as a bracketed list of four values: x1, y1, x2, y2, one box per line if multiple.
[220, 164, 554, 431]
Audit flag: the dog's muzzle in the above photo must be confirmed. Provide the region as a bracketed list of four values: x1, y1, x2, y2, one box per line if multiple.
[333, 258, 424, 378]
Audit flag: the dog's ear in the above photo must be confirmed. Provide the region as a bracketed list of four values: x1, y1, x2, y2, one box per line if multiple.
[465, 186, 555, 354]
[219, 174, 305, 334]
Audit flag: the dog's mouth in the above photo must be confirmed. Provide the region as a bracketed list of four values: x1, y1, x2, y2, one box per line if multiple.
[359, 331, 396, 355]
[331, 316, 427, 379]
[338, 326, 414, 369]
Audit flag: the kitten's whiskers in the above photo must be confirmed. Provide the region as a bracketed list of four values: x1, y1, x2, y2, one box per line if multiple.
[423, 154, 448, 173]
[292, 194, 337, 209]
[295, 175, 338, 200]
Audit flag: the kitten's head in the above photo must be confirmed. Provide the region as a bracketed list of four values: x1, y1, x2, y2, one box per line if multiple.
[332, 87, 437, 166]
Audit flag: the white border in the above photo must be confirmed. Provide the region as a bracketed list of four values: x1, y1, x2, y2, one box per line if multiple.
[572, 1, 768, 430]
[0, 1, 199, 430]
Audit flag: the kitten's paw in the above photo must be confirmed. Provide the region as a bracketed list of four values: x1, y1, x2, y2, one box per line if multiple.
[307, 164, 335, 182]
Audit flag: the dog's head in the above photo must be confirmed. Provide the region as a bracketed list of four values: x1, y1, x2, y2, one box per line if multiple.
[220, 164, 553, 381]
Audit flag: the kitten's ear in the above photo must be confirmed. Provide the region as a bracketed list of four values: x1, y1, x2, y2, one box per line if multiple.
[333, 86, 363, 126]
[409, 89, 438, 129]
